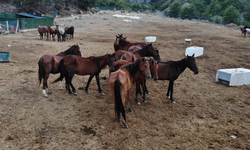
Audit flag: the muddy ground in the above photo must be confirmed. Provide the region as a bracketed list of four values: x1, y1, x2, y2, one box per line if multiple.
[0, 10, 250, 149]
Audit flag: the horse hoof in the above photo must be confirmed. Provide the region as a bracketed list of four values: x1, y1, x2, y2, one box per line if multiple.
[147, 92, 151, 95]
[85, 90, 90, 94]
[74, 92, 77, 95]
[43, 95, 48, 98]
[59, 87, 63, 90]
[136, 101, 141, 105]
[123, 125, 128, 128]
[100, 91, 104, 95]
[129, 108, 133, 112]
[172, 101, 176, 103]
[143, 100, 147, 103]
[167, 96, 170, 99]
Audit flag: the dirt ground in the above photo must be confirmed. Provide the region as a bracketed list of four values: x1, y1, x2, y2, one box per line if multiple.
[0, 10, 250, 150]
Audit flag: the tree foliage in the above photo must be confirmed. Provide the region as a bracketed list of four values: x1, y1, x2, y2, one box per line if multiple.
[223, 5, 240, 24]
[168, 1, 181, 18]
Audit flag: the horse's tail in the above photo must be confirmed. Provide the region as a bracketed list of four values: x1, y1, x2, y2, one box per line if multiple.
[114, 79, 126, 122]
[38, 59, 45, 86]
[51, 58, 66, 84]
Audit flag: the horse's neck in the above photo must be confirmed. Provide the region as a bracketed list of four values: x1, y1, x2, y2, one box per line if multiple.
[123, 60, 140, 78]
[58, 48, 73, 56]
[96, 55, 107, 69]
[134, 46, 147, 56]
[172, 59, 187, 75]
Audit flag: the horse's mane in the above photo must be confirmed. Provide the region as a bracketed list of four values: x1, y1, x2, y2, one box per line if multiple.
[119, 38, 128, 49]
[133, 44, 150, 56]
[60, 45, 77, 55]
[122, 58, 142, 77]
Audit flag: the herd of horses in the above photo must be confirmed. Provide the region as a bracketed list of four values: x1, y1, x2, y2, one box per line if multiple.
[38, 34, 199, 128]
[240, 26, 250, 37]
[38, 25, 74, 42]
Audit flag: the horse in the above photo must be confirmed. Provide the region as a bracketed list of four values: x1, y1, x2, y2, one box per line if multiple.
[47, 26, 57, 41]
[38, 45, 82, 97]
[38, 25, 49, 40]
[241, 28, 250, 37]
[112, 58, 159, 104]
[64, 26, 74, 40]
[114, 34, 147, 51]
[52, 54, 116, 95]
[121, 43, 160, 62]
[157, 54, 199, 103]
[114, 34, 126, 51]
[112, 50, 128, 61]
[109, 58, 151, 128]
[56, 25, 66, 42]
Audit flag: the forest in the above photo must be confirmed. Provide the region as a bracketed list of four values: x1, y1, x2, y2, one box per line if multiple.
[9, 0, 250, 25]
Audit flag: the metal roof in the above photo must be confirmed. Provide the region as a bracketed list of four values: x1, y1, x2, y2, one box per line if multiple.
[16, 13, 43, 18]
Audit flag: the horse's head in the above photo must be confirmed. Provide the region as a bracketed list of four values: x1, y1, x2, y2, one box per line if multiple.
[105, 53, 116, 69]
[114, 34, 125, 51]
[185, 54, 199, 74]
[139, 57, 151, 79]
[71, 45, 82, 57]
[145, 43, 160, 60]
[147, 57, 159, 81]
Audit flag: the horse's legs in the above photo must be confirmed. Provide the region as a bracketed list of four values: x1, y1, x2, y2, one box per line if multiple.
[142, 80, 147, 103]
[127, 88, 132, 113]
[95, 74, 104, 95]
[167, 81, 175, 103]
[59, 81, 63, 90]
[42, 73, 50, 97]
[135, 82, 141, 105]
[144, 80, 150, 94]
[85, 74, 95, 94]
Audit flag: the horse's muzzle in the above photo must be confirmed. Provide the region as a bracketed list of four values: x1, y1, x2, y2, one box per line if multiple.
[194, 71, 199, 74]
[146, 74, 151, 79]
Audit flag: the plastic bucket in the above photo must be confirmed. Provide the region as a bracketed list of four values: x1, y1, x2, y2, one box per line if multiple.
[0, 51, 10, 62]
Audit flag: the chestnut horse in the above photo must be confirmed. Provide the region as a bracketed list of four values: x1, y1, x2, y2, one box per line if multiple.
[47, 26, 57, 41]
[38, 45, 82, 97]
[113, 58, 159, 104]
[109, 58, 151, 128]
[121, 43, 160, 62]
[64, 26, 74, 40]
[52, 54, 116, 95]
[38, 25, 49, 40]
[157, 55, 199, 103]
[114, 34, 147, 51]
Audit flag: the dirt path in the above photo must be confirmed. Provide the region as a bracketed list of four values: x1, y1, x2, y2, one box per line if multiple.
[0, 10, 249, 149]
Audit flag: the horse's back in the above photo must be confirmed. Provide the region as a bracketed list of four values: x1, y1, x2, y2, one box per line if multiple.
[114, 60, 130, 71]
[109, 68, 132, 90]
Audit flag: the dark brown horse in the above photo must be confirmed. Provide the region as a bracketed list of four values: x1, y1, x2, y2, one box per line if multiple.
[114, 34, 147, 51]
[113, 57, 159, 104]
[157, 55, 199, 103]
[112, 50, 128, 61]
[38, 25, 49, 40]
[109, 58, 151, 128]
[38, 45, 82, 97]
[52, 54, 116, 95]
[47, 26, 57, 41]
[121, 43, 160, 62]
[64, 26, 74, 40]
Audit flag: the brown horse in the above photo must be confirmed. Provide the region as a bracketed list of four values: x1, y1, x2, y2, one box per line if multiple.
[113, 58, 159, 104]
[38, 25, 49, 40]
[112, 50, 128, 61]
[47, 26, 57, 41]
[38, 45, 82, 97]
[109, 58, 151, 128]
[52, 54, 116, 95]
[114, 34, 147, 51]
[121, 43, 160, 62]
[157, 55, 199, 103]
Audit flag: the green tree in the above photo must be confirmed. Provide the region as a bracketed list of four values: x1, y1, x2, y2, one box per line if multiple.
[180, 3, 196, 19]
[168, 1, 181, 18]
[191, 0, 206, 16]
[223, 5, 240, 24]
[114, 0, 129, 9]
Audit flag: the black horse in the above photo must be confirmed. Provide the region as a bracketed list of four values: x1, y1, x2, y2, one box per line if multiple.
[65, 26, 74, 40]
[157, 54, 199, 103]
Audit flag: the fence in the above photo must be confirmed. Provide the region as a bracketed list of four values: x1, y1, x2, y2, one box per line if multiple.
[0, 20, 19, 34]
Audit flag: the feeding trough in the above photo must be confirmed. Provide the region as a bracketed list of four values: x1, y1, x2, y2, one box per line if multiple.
[185, 46, 203, 57]
[145, 36, 156, 43]
[216, 68, 250, 86]
[0, 51, 10, 62]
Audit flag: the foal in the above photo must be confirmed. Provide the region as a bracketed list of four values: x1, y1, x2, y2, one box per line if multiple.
[109, 58, 151, 128]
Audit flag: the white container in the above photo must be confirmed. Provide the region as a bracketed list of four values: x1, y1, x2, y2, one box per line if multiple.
[185, 46, 203, 57]
[184, 39, 192, 45]
[216, 68, 250, 86]
[145, 36, 156, 43]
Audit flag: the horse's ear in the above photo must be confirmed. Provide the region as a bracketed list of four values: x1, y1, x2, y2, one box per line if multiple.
[192, 54, 195, 57]
[112, 53, 116, 57]
[116, 35, 118, 38]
